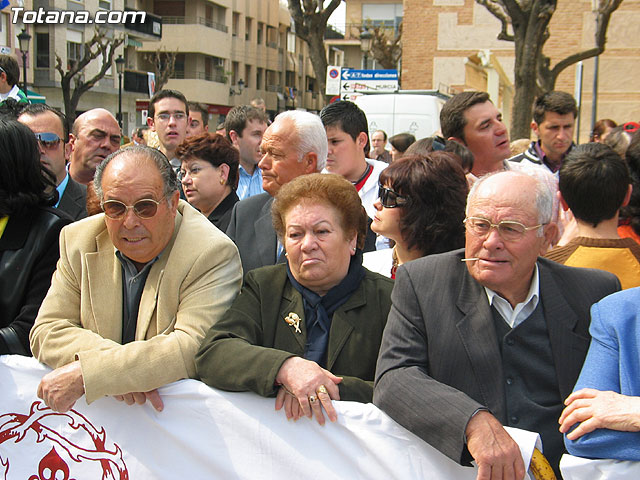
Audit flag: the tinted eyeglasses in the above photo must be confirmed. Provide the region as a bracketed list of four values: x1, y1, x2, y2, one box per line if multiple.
[101, 197, 165, 219]
[378, 185, 409, 208]
[463, 216, 545, 242]
[34, 132, 62, 149]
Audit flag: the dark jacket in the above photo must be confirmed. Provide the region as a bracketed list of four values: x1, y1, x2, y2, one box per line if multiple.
[196, 263, 394, 403]
[207, 190, 239, 233]
[57, 176, 88, 221]
[0, 207, 71, 355]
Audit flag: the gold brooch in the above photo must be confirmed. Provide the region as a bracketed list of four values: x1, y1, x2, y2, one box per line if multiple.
[284, 312, 302, 334]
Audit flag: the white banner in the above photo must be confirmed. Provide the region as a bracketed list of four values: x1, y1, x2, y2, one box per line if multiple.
[0, 356, 541, 479]
[561, 454, 640, 479]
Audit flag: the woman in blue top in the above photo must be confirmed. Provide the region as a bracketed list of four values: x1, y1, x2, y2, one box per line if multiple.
[559, 287, 640, 460]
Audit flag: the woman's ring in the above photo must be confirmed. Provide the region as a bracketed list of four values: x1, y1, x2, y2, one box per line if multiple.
[317, 385, 328, 395]
[309, 395, 318, 404]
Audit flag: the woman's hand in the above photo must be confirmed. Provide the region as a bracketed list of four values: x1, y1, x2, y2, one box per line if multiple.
[274, 356, 342, 425]
[559, 388, 640, 440]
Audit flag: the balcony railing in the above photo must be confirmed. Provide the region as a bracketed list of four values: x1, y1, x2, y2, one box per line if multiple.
[163, 16, 228, 33]
[124, 70, 151, 94]
[166, 71, 226, 84]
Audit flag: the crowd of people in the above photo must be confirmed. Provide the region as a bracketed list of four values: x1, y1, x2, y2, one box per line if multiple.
[1, 49, 640, 479]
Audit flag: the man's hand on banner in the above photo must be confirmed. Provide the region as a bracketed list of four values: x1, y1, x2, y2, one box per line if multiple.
[465, 410, 526, 480]
[114, 389, 164, 412]
[37, 360, 85, 412]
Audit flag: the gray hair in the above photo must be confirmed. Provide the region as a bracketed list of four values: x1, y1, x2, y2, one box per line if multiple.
[273, 110, 327, 171]
[467, 170, 554, 236]
[94, 146, 179, 203]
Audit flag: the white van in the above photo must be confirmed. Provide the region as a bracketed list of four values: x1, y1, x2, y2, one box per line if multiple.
[354, 91, 449, 141]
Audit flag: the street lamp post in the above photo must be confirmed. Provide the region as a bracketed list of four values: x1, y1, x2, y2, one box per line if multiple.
[359, 29, 373, 70]
[17, 29, 31, 97]
[115, 55, 125, 129]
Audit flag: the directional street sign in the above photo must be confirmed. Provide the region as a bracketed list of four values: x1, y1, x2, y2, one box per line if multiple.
[340, 69, 398, 93]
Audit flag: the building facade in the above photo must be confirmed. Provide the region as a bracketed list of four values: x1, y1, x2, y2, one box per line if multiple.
[6, 0, 322, 134]
[401, 0, 640, 140]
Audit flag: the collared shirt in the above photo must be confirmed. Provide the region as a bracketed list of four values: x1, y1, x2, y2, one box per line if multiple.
[55, 172, 70, 208]
[237, 165, 264, 200]
[533, 141, 574, 174]
[116, 251, 160, 344]
[484, 264, 540, 328]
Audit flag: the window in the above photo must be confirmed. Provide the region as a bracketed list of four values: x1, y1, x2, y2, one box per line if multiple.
[232, 12, 239, 37]
[244, 65, 251, 88]
[99, 0, 112, 10]
[362, 3, 403, 33]
[0, 14, 7, 48]
[256, 67, 263, 91]
[266, 26, 277, 48]
[286, 30, 296, 53]
[257, 22, 264, 45]
[36, 32, 50, 68]
[66, 30, 83, 70]
[245, 17, 252, 41]
[232, 61, 239, 85]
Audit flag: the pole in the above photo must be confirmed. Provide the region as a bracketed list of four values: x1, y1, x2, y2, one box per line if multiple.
[591, 55, 599, 136]
[117, 71, 123, 129]
[22, 52, 27, 98]
[574, 61, 583, 144]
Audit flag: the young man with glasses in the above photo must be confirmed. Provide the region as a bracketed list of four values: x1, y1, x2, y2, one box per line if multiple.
[30, 145, 242, 415]
[18, 104, 87, 220]
[147, 89, 189, 172]
[375, 170, 620, 479]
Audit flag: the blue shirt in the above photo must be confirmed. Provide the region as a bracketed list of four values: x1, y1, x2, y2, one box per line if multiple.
[55, 173, 70, 208]
[237, 165, 264, 200]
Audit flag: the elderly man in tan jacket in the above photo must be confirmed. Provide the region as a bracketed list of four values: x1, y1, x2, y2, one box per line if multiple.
[30, 146, 242, 412]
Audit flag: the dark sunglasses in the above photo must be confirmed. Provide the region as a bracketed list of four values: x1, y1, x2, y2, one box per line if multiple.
[101, 198, 164, 219]
[378, 185, 409, 208]
[34, 132, 62, 149]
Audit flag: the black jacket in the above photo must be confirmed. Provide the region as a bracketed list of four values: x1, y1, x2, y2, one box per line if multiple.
[0, 207, 71, 355]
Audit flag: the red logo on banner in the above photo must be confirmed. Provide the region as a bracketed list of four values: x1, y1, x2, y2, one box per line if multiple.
[0, 401, 129, 480]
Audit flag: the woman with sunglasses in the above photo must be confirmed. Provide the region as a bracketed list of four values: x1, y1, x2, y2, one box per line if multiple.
[176, 133, 240, 231]
[0, 119, 71, 355]
[364, 152, 469, 278]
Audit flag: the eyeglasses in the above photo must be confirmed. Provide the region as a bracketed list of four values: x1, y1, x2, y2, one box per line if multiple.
[464, 216, 545, 242]
[101, 197, 165, 219]
[34, 132, 62, 149]
[155, 112, 187, 123]
[378, 185, 409, 208]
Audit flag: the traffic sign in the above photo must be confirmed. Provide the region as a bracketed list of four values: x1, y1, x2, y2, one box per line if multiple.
[340, 69, 398, 93]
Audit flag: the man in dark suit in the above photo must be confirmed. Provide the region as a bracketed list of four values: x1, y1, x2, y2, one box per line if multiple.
[374, 171, 620, 479]
[226, 110, 327, 274]
[18, 104, 87, 220]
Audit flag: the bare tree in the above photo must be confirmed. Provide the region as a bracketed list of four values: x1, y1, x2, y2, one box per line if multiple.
[288, 0, 341, 102]
[477, 0, 623, 139]
[142, 48, 178, 93]
[362, 22, 402, 70]
[55, 28, 124, 130]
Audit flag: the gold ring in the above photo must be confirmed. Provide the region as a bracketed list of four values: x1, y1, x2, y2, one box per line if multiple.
[309, 395, 317, 404]
[317, 385, 328, 395]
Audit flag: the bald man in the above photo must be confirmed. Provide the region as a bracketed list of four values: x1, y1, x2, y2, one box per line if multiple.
[69, 108, 121, 185]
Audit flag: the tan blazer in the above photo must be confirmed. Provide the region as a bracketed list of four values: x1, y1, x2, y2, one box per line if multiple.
[30, 200, 242, 404]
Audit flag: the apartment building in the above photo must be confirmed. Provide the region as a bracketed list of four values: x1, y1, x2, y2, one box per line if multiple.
[133, 0, 323, 128]
[6, 0, 322, 134]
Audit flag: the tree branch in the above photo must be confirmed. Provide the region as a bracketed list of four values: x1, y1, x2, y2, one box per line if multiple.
[546, 0, 622, 87]
[476, 0, 514, 41]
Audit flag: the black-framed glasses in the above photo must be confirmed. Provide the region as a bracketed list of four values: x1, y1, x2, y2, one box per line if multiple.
[378, 184, 409, 208]
[464, 216, 545, 242]
[101, 197, 165, 219]
[34, 132, 62, 149]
